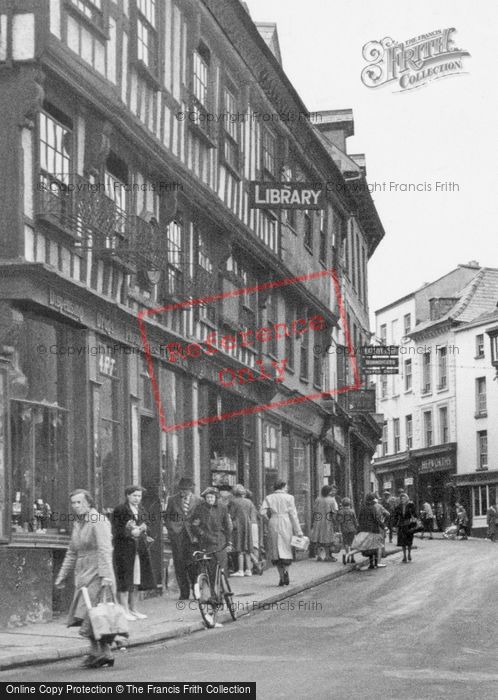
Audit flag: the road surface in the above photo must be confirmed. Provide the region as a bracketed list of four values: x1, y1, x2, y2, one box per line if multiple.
[2, 538, 497, 699]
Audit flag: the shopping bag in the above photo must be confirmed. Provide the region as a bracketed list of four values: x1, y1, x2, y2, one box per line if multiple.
[291, 535, 310, 551]
[330, 532, 343, 554]
[81, 585, 129, 640]
[351, 531, 384, 552]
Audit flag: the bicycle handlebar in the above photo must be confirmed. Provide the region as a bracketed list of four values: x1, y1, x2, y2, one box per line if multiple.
[192, 544, 229, 560]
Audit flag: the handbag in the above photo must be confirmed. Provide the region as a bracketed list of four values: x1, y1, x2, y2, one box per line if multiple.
[408, 517, 423, 533]
[330, 532, 343, 554]
[291, 535, 310, 552]
[352, 531, 384, 552]
[81, 585, 129, 641]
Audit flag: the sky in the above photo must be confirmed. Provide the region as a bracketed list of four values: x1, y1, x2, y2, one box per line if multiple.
[247, 0, 498, 319]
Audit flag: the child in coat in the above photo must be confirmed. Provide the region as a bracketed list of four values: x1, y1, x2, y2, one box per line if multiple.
[336, 497, 358, 564]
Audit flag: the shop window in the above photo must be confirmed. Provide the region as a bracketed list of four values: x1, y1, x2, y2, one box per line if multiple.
[473, 484, 495, 517]
[263, 423, 278, 470]
[0, 369, 8, 540]
[97, 350, 123, 515]
[9, 316, 72, 534]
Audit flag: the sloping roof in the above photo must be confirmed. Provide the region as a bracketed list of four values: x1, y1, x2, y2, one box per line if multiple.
[455, 306, 498, 332]
[255, 22, 282, 65]
[410, 267, 498, 335]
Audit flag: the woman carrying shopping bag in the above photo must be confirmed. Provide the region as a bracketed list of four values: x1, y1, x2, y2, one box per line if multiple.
[55, 489, 121, 668]
[260, 480, 303, 587]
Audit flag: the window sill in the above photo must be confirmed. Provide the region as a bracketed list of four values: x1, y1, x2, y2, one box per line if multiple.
[133, 59, 161, 90]
[188, 120, 217, 148]
[474, 412, 488, 419]
[437, 385, 448, 393]
[476, 467, 489, 472]
[221, 157, 242, 181]
[300, 376, 310, 384]
[474, 355, 485, 360]
[404, 388, 413, 394]
[421, 391, 432, 398]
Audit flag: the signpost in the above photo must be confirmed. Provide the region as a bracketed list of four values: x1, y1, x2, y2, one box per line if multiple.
[360, 345, 400, 374]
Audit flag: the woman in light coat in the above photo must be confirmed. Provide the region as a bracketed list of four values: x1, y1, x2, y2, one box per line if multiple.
[260, 480, 303, 587]
[310, 485, 338, 562]
[55, 489, 118, 668]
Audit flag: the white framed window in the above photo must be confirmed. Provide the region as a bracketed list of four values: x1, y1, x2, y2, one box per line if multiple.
[379, 324, 387, 343]
[393, 418, 400, 453]
[223, 87, 239, 171]
[404, 313, 411, 335]
[424, 411, 433, 447]
[422, 352, 431, 393]
[136, 0, 157, 69]
[70, 0, 104, 29]
[382, 421, 388, 456]
[477, 430, 488, 470]
[406, 415, 412, 450]
[439, 406, 448, 444]
[476, 377, 487, 415]
[404, 359, 412, 391]
[263, 423, 278, 470]
[304, 210, 313, 251]
[193, 48, 209, 107]
[473, 484, 496, 517]
[475, 334, 485, 359]
[262, 127, 277, 177]
[437, 346, 447, 389]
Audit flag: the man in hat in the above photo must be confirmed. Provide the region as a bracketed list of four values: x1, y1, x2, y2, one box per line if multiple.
[164, 477, 201, 600]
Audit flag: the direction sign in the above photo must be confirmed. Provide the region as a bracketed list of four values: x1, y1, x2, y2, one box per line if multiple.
[363, 357, 399, 367]
[364, 367, 399, 375]
[360, 345, 399, 356]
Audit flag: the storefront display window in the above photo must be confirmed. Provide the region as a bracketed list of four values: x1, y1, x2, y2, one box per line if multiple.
[9, 316, 71, 534]
[263, 422, 278, 495]
[96, 347, 123, 516]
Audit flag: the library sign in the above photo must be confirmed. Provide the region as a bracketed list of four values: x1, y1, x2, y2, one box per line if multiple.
[249, 182, 325, 210]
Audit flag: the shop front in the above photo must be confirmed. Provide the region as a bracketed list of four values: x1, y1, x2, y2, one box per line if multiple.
[454, 470, 498, 537]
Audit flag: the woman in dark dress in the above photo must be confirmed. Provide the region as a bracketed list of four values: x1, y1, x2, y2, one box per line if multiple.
[358, 493, 385, 569]
[393, 492, 417, 562]
[112, 485, 155, 620]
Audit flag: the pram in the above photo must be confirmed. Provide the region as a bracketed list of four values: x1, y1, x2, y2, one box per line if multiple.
[443, 524, 458, 539]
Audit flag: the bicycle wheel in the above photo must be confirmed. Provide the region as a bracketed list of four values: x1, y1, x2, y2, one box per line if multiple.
[194, 572, 218, 628]
[220, 571, 237, 621]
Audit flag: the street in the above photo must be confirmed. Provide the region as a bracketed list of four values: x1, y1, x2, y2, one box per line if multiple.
[2, 538, 497, 699]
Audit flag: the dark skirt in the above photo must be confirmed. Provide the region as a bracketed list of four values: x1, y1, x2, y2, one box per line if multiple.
[342, 532, 355, 547]
[397, 525, 414, 547]
[271, 558, 292, 566]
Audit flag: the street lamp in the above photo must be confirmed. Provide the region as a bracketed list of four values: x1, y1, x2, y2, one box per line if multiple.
[486, 326, 498, 380]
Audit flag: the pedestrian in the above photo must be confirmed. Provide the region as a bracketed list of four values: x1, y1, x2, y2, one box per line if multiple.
[245, 489, 265, 574]
[486, 503, 498, 542]
[163, 477, 202, 601]
[310, 485, 338, 562]
[229, 484, 254, 576]
[112, 485, 155, 621]
[260, 480, 303, 587]
[357, 493, 386, 569]
[380, 490, 396, 543]
[54, 489, 119, 668]
[455, 502, 469, 539]
[419, 499, 434, 540]
[337, 497, 358, 564]
[373, 494, 390, 565]
[393, 492, 417, 562]
[187, 487, 233, 584]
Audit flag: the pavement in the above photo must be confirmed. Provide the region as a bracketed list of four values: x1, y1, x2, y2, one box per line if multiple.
[0, 542, 409, 672]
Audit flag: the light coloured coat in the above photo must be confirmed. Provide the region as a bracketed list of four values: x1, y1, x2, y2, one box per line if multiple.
[260, 490, 303, 561]
[55, 509, 115, 627]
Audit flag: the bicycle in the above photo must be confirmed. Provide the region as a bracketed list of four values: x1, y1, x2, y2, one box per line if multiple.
[192, 548, 237, 628]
